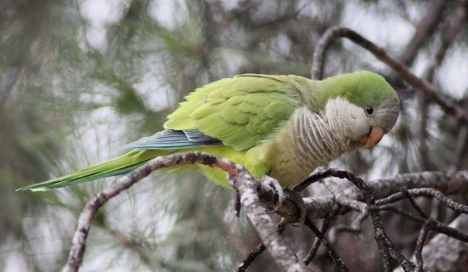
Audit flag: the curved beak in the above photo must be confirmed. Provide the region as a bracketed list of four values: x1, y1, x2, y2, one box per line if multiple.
[359, 126, 385, 149]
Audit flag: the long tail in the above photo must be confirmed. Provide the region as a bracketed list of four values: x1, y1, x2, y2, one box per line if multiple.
[17, 149, 166, 192]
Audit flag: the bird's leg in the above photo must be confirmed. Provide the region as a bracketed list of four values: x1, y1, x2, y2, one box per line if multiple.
[257, 176, 306, 226]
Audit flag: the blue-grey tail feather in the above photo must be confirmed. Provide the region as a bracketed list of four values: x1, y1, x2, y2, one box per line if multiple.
[124, 129, 222, 150]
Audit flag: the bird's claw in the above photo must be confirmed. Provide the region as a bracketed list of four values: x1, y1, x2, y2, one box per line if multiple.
[261, 176, 285, 212]
[259, 177, 306, 225]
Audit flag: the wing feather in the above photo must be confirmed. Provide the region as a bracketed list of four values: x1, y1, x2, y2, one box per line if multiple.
[164, 74, 303, 151]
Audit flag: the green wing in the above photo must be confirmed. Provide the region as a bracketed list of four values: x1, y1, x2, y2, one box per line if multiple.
[164, 74, 304, 151]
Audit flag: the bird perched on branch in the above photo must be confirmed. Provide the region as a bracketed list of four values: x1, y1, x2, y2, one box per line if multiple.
[18, 71, 399, 191]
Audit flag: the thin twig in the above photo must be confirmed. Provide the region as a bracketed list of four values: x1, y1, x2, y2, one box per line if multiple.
[303, 209, 338, 265]
[376, 188, 468, 214]
[345, 171, 416, 270]
[330, 171, 390, 271]
[377, 205, 468, 243]
[402, 190, 429, 218]
[294, 168, 338, 192]
[414, 222, 433, 272]
[324, 179, 367, 213]
[303, 217, 348, 271]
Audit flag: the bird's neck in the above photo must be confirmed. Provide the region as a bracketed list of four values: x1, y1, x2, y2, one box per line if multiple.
[290, 106, 359, 168]
[253, 103, 361, 188]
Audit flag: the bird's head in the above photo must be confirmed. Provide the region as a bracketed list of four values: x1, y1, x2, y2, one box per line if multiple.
[322, 71, 400, 149]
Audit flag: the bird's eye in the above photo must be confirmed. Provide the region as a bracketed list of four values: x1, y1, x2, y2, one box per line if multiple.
[366, 106, 374, 115]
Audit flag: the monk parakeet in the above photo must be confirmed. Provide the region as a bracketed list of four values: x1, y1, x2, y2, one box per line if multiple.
[18, 71, 399, 191]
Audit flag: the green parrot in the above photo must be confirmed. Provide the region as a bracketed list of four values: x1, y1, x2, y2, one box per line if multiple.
[18, 71, 399, 191]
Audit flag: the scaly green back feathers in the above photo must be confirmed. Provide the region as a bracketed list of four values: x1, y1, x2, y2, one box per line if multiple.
[164, 74, 305, 150]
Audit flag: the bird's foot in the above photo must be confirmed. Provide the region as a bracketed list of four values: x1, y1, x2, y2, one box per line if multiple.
[261, 176, 285, 212]
[233, 176, 285, 217]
